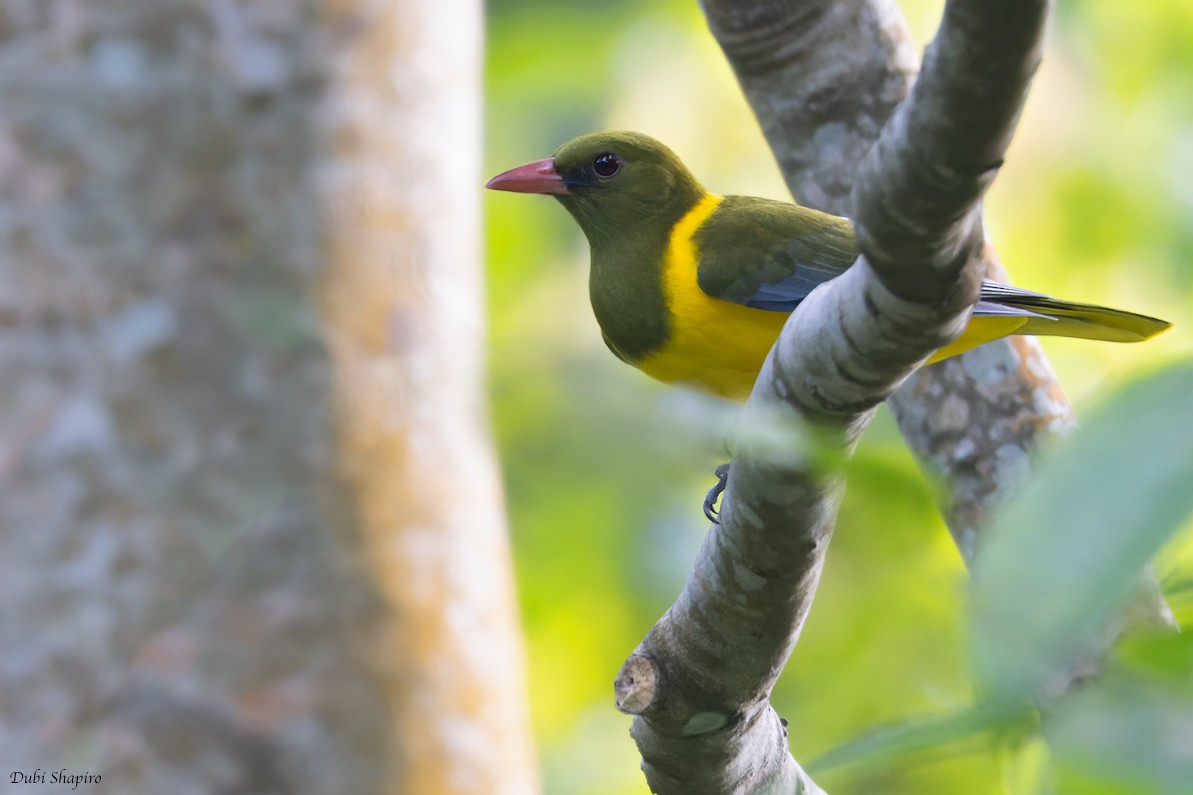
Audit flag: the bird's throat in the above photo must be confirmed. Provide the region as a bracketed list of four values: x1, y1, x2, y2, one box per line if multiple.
[578, 194, 712, 364]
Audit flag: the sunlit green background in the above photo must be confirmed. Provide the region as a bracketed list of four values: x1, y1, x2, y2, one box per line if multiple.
[483, 1, 1193, 792]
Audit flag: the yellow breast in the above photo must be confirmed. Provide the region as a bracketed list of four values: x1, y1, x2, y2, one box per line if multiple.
[636, 194, 788, 401]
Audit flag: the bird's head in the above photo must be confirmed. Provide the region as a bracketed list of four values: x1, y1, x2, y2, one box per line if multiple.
[486, 131, 706, 246]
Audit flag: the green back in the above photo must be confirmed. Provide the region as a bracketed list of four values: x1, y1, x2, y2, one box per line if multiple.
[694, 196, 858, 311]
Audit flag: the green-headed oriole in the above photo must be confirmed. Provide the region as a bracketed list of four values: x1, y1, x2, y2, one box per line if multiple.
[488, 131, 1170, 401]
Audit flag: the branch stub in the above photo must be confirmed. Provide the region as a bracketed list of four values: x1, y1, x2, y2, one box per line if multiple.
[614, 653, 658, 715]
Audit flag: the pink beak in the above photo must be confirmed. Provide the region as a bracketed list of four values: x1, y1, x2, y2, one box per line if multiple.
[485, 158, 569, 195]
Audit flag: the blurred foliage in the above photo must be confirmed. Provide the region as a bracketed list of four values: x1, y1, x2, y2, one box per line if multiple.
[809, 363, 1193, 792]
[972, 364, 1193, 705]
[484, 1, 1193, 792]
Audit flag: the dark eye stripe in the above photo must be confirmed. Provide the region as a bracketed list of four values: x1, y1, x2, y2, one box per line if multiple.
[593, 152, 621, 178]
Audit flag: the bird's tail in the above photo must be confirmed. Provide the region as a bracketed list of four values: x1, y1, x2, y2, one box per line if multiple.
[979, 282, 1172, 343]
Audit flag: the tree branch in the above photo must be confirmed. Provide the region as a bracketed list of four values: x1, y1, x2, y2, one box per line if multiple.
[619, 1, 1052, 790]
[705, 0, 1073, 560]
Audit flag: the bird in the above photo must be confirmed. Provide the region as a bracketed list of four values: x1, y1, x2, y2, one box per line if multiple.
[486, 131, 1171, 518]
[487, 131, 1170, 402]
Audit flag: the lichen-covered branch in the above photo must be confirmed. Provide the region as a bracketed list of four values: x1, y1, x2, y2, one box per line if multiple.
[852, 0, 1049, 299]
[704, 0, 1074, 559]
[617, 1, 1052, 791]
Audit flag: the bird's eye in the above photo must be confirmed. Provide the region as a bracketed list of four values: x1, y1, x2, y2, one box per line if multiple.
[593, 152, 622, 178]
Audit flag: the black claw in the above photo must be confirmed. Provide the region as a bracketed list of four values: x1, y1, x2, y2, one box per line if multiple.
[703, 463, 731, 524]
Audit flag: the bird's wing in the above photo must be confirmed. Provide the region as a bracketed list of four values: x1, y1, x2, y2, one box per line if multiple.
[694, 195, 859, 312]
[694, 201, 1131, 336]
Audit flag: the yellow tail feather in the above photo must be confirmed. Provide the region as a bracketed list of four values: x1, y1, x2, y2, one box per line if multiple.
[927, 299, 1171, 365]
[1013, 299, 1172, 343]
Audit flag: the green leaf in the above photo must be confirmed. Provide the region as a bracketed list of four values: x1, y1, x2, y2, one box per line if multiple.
[807, 702, 1031, 775]
[1047, 658, 1193, 795]
[970, 361, 1193, 703]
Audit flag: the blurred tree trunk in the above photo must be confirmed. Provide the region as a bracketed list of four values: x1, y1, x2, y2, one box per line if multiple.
[320, 0, 538, 791]
[0, 1, 536, 794]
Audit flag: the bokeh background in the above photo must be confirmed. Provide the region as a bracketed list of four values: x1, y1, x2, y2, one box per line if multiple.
[483, 1, 1193, 792]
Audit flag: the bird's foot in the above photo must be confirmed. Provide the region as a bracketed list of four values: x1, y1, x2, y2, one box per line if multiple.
[703, 463, 731, 524]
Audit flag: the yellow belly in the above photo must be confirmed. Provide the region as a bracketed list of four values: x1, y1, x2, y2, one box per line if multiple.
[636, 194, 787, 401]
[637, 295, 789, 401]
[640, 306, 1026, 401]
[633, 193, 1028, 401]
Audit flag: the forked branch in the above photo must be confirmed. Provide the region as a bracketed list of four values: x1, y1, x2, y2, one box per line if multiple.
[618, 2, 1053, 791]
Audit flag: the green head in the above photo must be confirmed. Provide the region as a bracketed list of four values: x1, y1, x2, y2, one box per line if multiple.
[486, 131, 706, 246]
